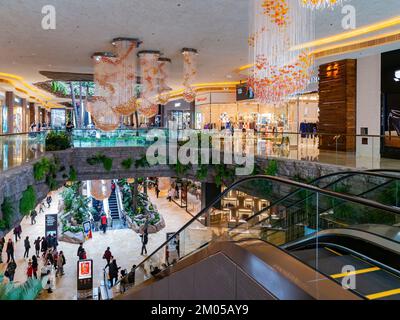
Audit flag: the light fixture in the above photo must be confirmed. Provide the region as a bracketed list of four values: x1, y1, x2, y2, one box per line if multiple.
[300, 0, 344, 10]
[182, 48, 198, 103]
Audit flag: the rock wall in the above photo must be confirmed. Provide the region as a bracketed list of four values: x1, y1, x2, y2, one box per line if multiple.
[0, 147, 374, 238]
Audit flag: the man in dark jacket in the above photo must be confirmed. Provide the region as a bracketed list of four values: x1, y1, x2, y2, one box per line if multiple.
[140, 230, 148, 255]
[77, 243, 84, 258]
[103, 247, 112, 268]
[108, 259, 120, 287]
[23, 236, 31, 259]
[6, 239, 14, 263]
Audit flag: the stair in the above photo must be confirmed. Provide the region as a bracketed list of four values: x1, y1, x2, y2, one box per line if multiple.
[108, 187, 120, 220]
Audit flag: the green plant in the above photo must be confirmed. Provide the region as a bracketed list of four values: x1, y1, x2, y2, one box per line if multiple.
[121, 158, 133, 170]
[0, 198, 14, 230]
[19, 186, 37, 216]
[264, 159, 278, 176]
[214, 164, 235, 187]
[135, 155, 150, 169]
[45, 131, 72, 151]
[196, 164, 208, 181]
[33, 158, 51, 181]
[170, 160, 191, 177]
[69, 166, 77, 181]
[87, 153, 113, 172]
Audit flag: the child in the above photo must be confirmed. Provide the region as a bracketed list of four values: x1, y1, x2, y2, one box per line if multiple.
[27, 260, 33, 279]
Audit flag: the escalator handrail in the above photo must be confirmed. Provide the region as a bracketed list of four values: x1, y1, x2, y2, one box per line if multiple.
[132, 174, 400, 274]
[245, 169, 400, 229]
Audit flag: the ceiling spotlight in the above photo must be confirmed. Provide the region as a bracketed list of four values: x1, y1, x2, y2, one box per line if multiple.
[91, 52, 116, 60]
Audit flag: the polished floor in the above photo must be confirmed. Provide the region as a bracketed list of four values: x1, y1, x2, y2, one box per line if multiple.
[0, 188, 199, 300]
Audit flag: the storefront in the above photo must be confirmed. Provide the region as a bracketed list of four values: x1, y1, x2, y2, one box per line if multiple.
[13, 96, 23, 133]
[51, 108, 67, 129]
[0, 91, 5, 133]
[164, 99, 193, 129]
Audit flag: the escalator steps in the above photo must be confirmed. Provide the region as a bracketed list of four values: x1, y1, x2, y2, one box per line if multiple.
[292, 247, 400, 300]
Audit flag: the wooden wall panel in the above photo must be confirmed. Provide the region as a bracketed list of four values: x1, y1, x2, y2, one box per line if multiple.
[318, 59, 357, 152]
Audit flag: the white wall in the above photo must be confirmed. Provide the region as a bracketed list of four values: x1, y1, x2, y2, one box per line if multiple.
[356, 54, 381, 168]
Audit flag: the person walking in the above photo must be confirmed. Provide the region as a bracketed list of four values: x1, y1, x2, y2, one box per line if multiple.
[16, 225, 22, 240]
[140, 229, 149, 256]
[46, 234, 53, 250]
[77, 243, 84, 259]
[34, 237, 41, 257]
[41, 236, 48, 257]
[52, 234, 58, 251]
[155, 186, 160, 198]
[57, 251, 65, 277]
[30, 209, 38, 225]
[102, 247, 112, 268]
[6, 239, 14, 263]
[39, 203, 45, 214]
[108, 259, 120, 287]
[79, 249, 87, 260]
[32, 255, 38, 279]
[0, 237, 5, 264]
[23, 236, 31, 259]
[46, 195, 52, 208]
[5, 260, 17, 283]
[13, 227, 19, 243]
[100, 214, 107, 234]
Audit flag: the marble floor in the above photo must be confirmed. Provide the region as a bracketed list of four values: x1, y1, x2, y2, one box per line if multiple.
[0, 188, 200, 300]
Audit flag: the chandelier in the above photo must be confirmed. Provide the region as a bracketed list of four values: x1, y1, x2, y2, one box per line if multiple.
[182, 48, 198, 103]
[249, 0, 315, 104]
[157, 57, 172, 105]
[300, 0, 344, 9]
[90, 180, 112, 201]
[90, 52, 120, 132]
[109, 38, 140, 116]
[138, 50, 161, 118]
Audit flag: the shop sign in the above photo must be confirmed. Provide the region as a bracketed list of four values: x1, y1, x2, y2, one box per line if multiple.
[77, 259, 93, 299]
[45, 214, 58, 237]
[195, 93, 210, 106]
[211, 92, 236, 104]
[83, 220, 93, 240]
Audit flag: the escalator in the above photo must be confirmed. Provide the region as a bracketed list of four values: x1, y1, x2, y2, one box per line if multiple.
[113, 175, 400, 300]
[108, 187, 119, 220]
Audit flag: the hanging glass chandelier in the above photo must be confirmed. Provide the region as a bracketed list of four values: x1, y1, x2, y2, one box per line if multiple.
[249, 0, 315, 104]
[138, 50, 161, 118]
[157, 57, 172, 105]
[90, 180, 112, 201]
[182, 48, 198, 103]
[109, 38, 141, 116]
[90, 52, 120, 132]
[300, 0, 343, 9]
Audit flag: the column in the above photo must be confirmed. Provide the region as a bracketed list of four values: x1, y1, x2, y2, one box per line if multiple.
[201, 182, 222, 210]
[21, 98, 27, 132]
[318, 59, 357, 152]
[29, 102, 36, 127]
[5, 91, 14, 134]
[356, 55, 381, 168]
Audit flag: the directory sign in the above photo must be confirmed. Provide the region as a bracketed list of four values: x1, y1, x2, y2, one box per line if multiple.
[45, 214, 58, 237]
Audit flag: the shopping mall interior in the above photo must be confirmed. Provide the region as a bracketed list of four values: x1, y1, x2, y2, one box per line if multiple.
[1, 0, 400, 304]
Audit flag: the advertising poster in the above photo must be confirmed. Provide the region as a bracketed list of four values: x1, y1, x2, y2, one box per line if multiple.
[83, 220, 93, 240]
[45, 214, 58, 237]
[165, 232, 180, 265]
[77, 259, 93, 298]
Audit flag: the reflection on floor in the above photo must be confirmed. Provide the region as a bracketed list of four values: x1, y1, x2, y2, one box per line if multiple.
[0, 188, 196, 300]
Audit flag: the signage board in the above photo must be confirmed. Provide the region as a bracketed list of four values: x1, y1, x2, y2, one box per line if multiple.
[45, 214, 58, 237]
[77, 259, 93, 299]
[83, 220, 93, 240]
[236, 84, 254, 101]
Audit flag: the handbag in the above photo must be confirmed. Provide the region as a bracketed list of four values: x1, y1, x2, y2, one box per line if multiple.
[4, 270, 9, 277]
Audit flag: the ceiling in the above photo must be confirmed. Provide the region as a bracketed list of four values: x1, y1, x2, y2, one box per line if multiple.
[0, 0, 400, 102]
